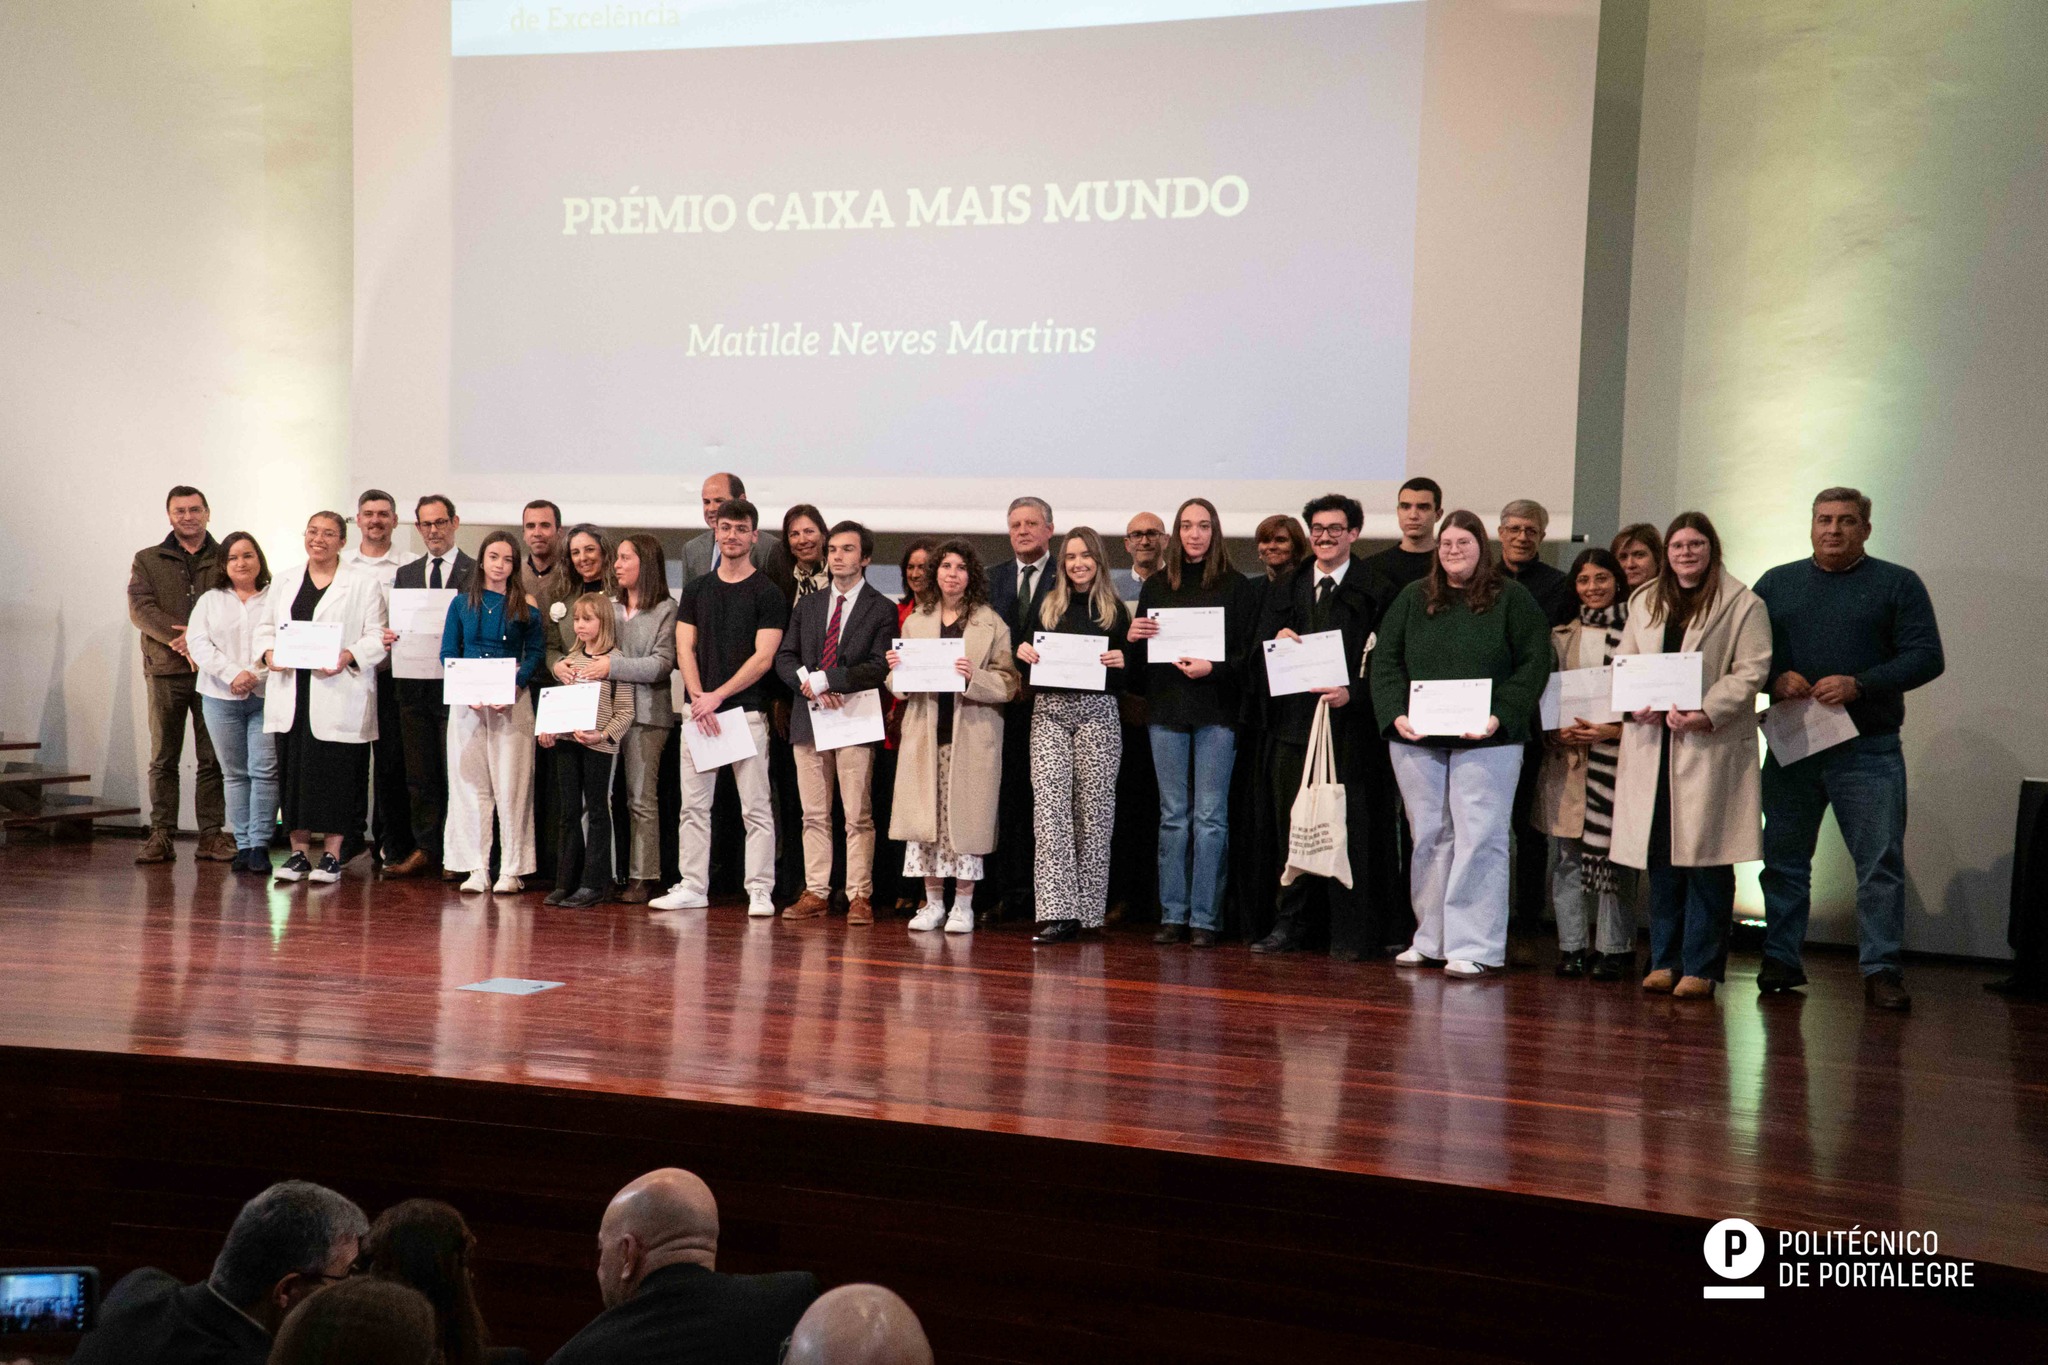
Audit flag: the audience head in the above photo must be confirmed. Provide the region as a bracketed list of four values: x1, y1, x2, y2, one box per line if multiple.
[467, 530, 531, 621]
[1811, 485, 1873, 570]
[1610, 522, 1663, 590]
[565, 523, 615, 591]
[783, 1285, 932, 1365]
[1123, 512, 1166, 574]
[219, 532, 272, 593]
[1423, 509, 1502, 616]
[207, 1180, 368, 1333]
[613, 532, 670, 612]
[304, 512, 348, 567]
[166, 485, 211, 545]
[596, 1168, 721, 1310]
[783, 504, 828, 569]
[700, 472, 746, 528]
[268, 1277, 436, 1365]
[414, 496, 460, 558]
[1497, 499, 1549, 568]
[1396, 477, 1443, 547]
[522, 500, 563, 568]
[1042, 527, 1120, 631]
[898, 537, 936, 607]
[355, 490, 398, 550]
[355, 1199, 491, 1365]
[714, 498, 761, 565]
[1301, 493, 1363, 570]
[1567, 546, 1624, 614]
[1164, 497, 1235, 591]
[1650, 510, 1723, 628]
[925, 539, 988, 613]
[826, 520, 874, 584]
[1006, 496, 1055, 563]
[1253, 514, 1308, 579]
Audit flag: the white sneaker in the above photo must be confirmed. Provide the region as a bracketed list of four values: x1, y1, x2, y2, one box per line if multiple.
[1444, 959, 1490, 977]
[944, 906, 975, 934]
[908, 903, 947, 932]
[747, 895, 776, 918]
[492, 874, 523, 895]
[1394, 947, 1433, 966]
[459, 871, 489, 894]
[648, 885, 708, 911]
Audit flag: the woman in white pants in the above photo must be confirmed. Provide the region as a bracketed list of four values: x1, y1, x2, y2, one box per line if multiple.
[440, 531, 547, 894]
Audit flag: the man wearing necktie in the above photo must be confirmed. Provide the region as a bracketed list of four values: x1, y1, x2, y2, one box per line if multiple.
[385, 496, 474, 879]
[987, 496, 1058, 922]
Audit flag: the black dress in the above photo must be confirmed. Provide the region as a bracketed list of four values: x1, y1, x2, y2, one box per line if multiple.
[278, 573, 371, 834]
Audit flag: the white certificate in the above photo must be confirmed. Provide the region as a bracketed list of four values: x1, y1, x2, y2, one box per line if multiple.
[1262, 630, 1350, 697]
[390, 631, 445, 680]
[1539, 666, 1623, 729]
[442, 656, 518, 707]
[1030, 632, 1108, 691]
[1761, 697, 1859, 766]
[388, 587, 456, 636]
[534, 681, 601, 735]
[808, 689, 887, 752]
[891, 637, 967, 693]
[1610, 652, 1704, 712]
[682, 707, 759, 772]
[1407, 678, 1494, 737]
[272, 619, 343, 670]
[1145, 607, 1227, 662]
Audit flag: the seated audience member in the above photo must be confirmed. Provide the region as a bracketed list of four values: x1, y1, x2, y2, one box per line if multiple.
[548, 1168, 818, 1365]
[357, 1198, 530, 1365]
[1533, 548, 1633, 981]
[185, 530, 278, 874]
[267, 1278, 436, 1365]
[74, 1180, 367, 1365]
[782, 1285, 933, 1365]
[1610, 522, 1664, 593]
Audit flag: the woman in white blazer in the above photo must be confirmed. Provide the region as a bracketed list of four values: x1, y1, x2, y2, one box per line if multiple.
[254, 510, 389, 884]
[1608, 512, 1772, 1000]
[184, 531, 277, 876]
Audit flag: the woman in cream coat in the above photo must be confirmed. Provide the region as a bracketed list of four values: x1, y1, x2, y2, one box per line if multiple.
[254, 510, 389, 883]
[886, 539, 1020, 935]
[1609, 513, 1771, 999]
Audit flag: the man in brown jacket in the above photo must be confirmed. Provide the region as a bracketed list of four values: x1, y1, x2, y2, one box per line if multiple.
[126, 485, 233, 863]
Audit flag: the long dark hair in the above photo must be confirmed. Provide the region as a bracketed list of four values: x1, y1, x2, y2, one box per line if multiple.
[562, 523, 615, 595]
[1163, 497, 1236, 591]
[1645, 511, 1723, 631]
[356, 1200, 490, 1365]
[897, 537, 936, 608]
[465, 530, 532, 623]
[1422, 509, 1504, 617]
[781, 503, 826, 565]
[1567, 547, 1626, 611]
[917, 537, 989, 616]
[612, 533, 670, 613]
[215, 531, 272, 591]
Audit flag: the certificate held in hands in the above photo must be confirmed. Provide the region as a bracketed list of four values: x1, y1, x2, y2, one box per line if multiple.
[1407, 678, 1493, 737]
[891, 638, 967, 693]
[272, 619, 343, 670]
[1145, 607, 1227, 662]
[1610, 652, 1704, 713]
[443, 657, 518, 707]
[535, 682, 601, 735]
[1029, 633, 1108, 691]
[1539, 667, 1622, 730]
[683, 707, 759, 772]
[1262, 630, 1349, 697]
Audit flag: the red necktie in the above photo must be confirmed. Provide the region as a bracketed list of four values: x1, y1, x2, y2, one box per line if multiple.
[821, 594, 843, 670]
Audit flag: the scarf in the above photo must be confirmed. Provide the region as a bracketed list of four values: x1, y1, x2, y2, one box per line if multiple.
[792, 561, 827, 600]
[1577, 600, 1627, 894]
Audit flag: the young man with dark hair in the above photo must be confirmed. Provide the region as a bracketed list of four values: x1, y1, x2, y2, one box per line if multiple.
[383, 495, 472, 879]
[521, 498, 569, 884]
[345, 488, 417, 870]
[1361, 477, 1442, 612]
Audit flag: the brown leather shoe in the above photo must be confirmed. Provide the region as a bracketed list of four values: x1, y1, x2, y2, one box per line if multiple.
[1865, 969, 1912, 1012]
[1641, 968, 1676, 993]
[783, 891, 831, 921]
[135, 829, 176, 863]
[845, 897, 874, 926]
[384, 850, 432, 879]
[616, 879, 657, 905]
[1673, 975, 1718, 1000]
[195, 830, 239, 862]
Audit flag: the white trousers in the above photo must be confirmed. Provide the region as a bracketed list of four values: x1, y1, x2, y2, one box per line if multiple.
[444, 694, 537, 876]
[678, 710, 775, 898]
[1389, 741, 1523, 968]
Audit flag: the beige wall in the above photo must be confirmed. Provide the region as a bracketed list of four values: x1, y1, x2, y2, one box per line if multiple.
[0, 2, 351, 826]
[1620, 0, 2048, 955]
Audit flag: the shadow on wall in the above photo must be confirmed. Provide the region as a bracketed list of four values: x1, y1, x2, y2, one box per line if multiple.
[37, 610, 68, 772]
[1926, 718, 2027, 961]
[97, 622, 140, 817]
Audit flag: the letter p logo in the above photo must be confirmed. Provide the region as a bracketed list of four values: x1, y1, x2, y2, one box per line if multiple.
[1704, 1218, 1766, 1286]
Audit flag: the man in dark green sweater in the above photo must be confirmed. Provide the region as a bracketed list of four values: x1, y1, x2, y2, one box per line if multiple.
[1753, 487, 1944, 1011]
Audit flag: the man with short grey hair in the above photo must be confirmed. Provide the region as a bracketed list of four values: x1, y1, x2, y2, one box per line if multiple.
[1496, 499, 1574, 626]
[74, 1180, 366, 1365]
[987, 496, 1057, 921]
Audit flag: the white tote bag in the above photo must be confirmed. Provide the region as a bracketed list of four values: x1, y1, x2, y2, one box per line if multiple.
[1280, 697, 1352, 888]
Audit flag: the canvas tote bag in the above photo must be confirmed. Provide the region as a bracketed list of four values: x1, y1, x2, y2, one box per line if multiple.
[1280, 696, 1352, 888]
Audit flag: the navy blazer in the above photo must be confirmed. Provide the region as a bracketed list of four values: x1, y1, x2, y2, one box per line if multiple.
[394, 547, 474, 593]
[988, 555, 1057, 648]
[772, 579, 896, 748]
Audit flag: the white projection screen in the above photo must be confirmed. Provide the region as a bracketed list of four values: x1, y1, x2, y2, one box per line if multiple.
[354, 0, 1600, 535]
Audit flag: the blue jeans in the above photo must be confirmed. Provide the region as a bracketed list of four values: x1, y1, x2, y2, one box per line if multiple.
[1760, 731, 1907, 975]
[1647, 855, 1733, 982]
[1388, 742, 1523, 966]
[1149, 724, 1236, 929]
[200, 694, 277, 850]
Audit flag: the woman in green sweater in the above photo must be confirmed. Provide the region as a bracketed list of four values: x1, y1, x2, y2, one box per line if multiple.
[1370, 510, 1553, 976]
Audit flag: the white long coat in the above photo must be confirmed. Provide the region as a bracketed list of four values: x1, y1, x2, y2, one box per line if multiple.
[254, 563, 390, 743]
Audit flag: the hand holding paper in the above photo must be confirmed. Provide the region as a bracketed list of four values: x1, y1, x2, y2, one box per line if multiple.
[1406, 678, 1493, 737]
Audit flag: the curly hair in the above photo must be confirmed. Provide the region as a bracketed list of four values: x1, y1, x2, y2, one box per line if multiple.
[916, 537, 989, 616]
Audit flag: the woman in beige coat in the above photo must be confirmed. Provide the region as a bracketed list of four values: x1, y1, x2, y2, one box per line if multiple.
[1609, 513, 1772, 1000]
[887, 539, 1020, 935]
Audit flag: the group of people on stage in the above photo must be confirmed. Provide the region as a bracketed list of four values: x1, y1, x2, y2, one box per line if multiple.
[129, 472, 1943, 1010]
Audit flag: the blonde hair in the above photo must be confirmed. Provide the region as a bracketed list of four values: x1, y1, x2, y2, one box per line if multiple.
[1040, 528, 1124, 632]
[570, 594, 617, 654]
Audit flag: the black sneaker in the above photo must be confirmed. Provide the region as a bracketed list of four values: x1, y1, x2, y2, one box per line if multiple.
[1865, 969, 1912, 1012]
[309, 853, 343, 884]
[275, 852, 311, 882]
[1757, 955, 1808, 993]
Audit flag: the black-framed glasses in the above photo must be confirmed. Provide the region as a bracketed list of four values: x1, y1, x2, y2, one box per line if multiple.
[1307, 523, 1349, 540]
[1125, 529, 1164, 540]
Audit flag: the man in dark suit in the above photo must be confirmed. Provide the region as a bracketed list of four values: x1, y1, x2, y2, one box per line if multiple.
[73, 1180, 366, 1365]
[382, 495, 474, 879]
[984, 496, 1058, 921]
[549, 1168, 818, 1365]
[1252, 493, 1384, 959]
[772, 521, 897, 924]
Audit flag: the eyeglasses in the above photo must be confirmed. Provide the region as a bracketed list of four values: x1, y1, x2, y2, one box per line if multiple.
[1307, 524, 1349, 540]
[1125, 530, 1163, 541]
[417, 518, 452, 532]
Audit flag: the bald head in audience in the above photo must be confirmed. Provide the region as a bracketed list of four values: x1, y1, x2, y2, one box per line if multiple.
[783, 1285, 932, 1365]
[596, 1168, 721, 1308]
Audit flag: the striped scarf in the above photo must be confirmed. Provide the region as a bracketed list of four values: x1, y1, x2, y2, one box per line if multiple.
[1578, 600, 1627, 894]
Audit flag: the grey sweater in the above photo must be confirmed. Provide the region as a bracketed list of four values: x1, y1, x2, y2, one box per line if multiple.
[609, 595, 679, 727]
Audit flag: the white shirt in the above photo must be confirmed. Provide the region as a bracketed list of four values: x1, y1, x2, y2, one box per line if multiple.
[1014, 555, 1049, 604]
[419, 552, 456, 590]
[1313, 558, 1351, 593]
[345, 544, 416, 592]
[185, 585, 272, 701]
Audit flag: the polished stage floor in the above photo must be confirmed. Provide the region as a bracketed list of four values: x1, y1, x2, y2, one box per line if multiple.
[3, 838, 2045, 1276]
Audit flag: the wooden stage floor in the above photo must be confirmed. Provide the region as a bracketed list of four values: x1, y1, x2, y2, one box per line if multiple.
[4, 838, 2045, 1282]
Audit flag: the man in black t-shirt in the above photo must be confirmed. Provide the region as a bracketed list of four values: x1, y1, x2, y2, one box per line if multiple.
[652, 498, 788, 917]
[1360, 476, 1441, 615]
